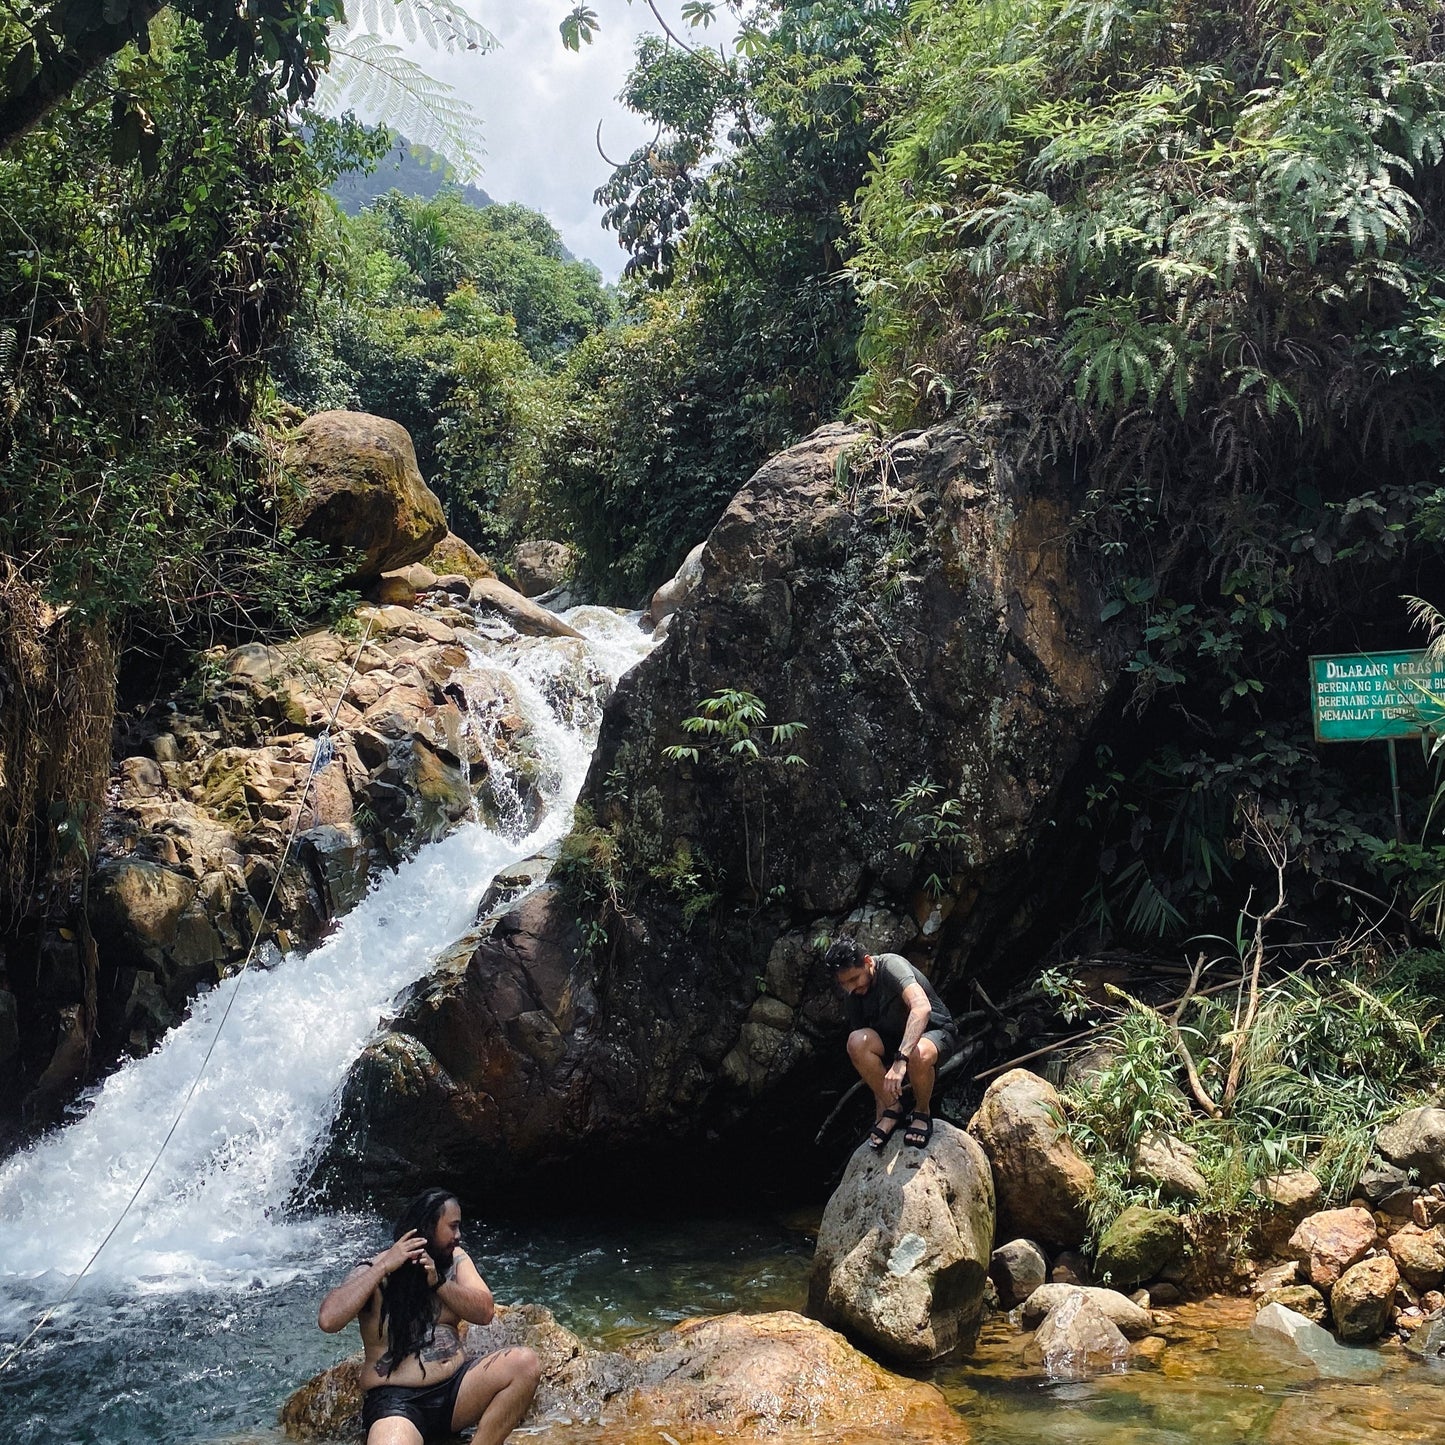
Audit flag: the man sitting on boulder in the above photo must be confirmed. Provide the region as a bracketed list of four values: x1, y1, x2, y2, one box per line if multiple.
[825, 938, 958, 1150]
[318, 1186, 540, 1445]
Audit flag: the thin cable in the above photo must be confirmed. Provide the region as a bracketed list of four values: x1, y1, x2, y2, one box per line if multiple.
[0, 612, 377, 1375]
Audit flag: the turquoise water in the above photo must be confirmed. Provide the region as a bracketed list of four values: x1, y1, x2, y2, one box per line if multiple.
[5, 1214, 1444, 1443]
[0, 1214, 814, 1444]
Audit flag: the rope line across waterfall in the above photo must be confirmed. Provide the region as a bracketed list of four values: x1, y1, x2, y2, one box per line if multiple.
[0, 612, 378, 1377]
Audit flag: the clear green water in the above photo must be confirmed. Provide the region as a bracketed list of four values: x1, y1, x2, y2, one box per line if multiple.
[5, 1218, 1444, 1444]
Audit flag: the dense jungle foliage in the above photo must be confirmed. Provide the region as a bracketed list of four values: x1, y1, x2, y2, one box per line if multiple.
[276, 189, 613, 550]
[5, 0, 1445, 960]
[843, 0, 1445, 944]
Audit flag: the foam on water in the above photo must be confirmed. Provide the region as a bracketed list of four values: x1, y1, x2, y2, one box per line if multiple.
[0, 606, 654, 1312]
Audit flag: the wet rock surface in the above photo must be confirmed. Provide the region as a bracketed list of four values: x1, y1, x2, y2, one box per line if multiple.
[1019, 1283, 1154, 1339]
[9, 594, 573, 1123]
[428, 417, 1119, 1195]
[1021, 1291, 1129, 1377]
[282, 1304, 958, 1443]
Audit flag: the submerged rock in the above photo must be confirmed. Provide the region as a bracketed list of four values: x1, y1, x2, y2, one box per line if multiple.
[1022, 1292, 1129, 1378]
[1019, 1284, 1154, 1339]
[1404, 1309, 1445, 1361]
[280, 1305, 957, 1442]
[807, 1118, 995, 1363]
[970, 1069, 1094, 1250]
[1251, 1301, 1385, 1381]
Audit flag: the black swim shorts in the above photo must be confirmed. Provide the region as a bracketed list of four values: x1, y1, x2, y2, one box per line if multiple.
[361, 1357, 476, 1442]
[888, 1026, 958, 1068]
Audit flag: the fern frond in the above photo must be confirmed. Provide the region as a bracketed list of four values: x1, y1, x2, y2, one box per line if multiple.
[319, 32, 487, 177]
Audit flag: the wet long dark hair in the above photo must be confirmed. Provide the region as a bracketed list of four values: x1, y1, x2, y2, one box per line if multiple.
[377, 1187, 457, 1376]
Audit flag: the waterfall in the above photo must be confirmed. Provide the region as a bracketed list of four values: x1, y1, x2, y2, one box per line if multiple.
[0, 606, 653, 1317]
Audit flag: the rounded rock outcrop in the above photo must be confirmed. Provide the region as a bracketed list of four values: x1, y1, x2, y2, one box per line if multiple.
[1330, 1255, 1399, 1343]
[281, 1305, 957, 1442]
[284, 411, 447, 580]
[969, 1069, 1094, 1249]
[1377, 1107, 1445, 1187]
[1288, 1207, 1377, 1290]
[807, 1119, 995, 1363]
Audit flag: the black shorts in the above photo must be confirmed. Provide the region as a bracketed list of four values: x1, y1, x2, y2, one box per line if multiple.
[361, 1357, 476, 1441]
[888, 1027, 957, 1068]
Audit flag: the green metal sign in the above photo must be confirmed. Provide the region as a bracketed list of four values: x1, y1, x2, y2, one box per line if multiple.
[1310, 650, 1445, 742]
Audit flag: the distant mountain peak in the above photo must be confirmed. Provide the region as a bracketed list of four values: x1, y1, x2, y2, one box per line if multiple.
[330, 137, 495, 215]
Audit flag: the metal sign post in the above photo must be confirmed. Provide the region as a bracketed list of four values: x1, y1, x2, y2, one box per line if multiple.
[1309, 649, 1445, 844]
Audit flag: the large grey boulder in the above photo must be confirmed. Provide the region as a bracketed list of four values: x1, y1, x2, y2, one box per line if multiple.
[1132, 1132, 1207, 1201]
[284, 411, 447, 580]
[469, 577, 583, 639]
[1377, 1108, 1445, 1186]
[646, 540, 706, 628]
[807, 1119, 995, 1363]
[510, 540, 574, 598]
[970, 1069, 1094, 1249]
[317, 418, 1121, 1205]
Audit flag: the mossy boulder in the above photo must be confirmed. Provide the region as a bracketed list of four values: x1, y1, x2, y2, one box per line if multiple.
[1095, 1206, 1185, 1289]
[284, 411, 447, 580]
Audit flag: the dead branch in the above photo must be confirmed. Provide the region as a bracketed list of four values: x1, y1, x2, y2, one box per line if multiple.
[1222, 805, 1292, 1109]
[1169, 949, 1222, 1117]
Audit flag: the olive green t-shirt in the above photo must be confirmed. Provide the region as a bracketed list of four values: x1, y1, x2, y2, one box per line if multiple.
[843, 953, 953, 1047]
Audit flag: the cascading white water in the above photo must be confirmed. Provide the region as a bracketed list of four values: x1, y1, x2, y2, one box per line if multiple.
[0, 607, 654, 1315]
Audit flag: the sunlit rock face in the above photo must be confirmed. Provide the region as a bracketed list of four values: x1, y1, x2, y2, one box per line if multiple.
[807, 1119, 995, 1363]
[280, 1304, 958, 1443]
[325, 418, 1122, 1202]
[284, 410, 447, 581]
[970, 1070, 1094, 1251]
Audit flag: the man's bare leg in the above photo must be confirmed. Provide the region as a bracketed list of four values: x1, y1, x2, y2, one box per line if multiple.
[450, 1346, 540, 1445]
[847, 1027, 909, 1147]
[846, 1028, 891, 1116]
[905, 1036, 939, 1116]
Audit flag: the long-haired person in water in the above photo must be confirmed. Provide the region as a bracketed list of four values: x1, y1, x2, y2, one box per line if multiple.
[317, 1187, 539, 1444]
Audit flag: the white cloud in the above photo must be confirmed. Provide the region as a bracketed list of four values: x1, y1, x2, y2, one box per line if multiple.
[374, 1, 688, 278]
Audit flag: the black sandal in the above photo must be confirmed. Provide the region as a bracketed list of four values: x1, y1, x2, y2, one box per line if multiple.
[904, 1111, 934, 1148]
[867, 1106, 908, 1151]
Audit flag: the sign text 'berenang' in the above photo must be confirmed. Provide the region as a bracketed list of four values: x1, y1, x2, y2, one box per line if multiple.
[1310, 650, 1445, 742]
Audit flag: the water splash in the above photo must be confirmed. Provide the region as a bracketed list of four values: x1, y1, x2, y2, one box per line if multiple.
[0, 606, 654, 1311]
